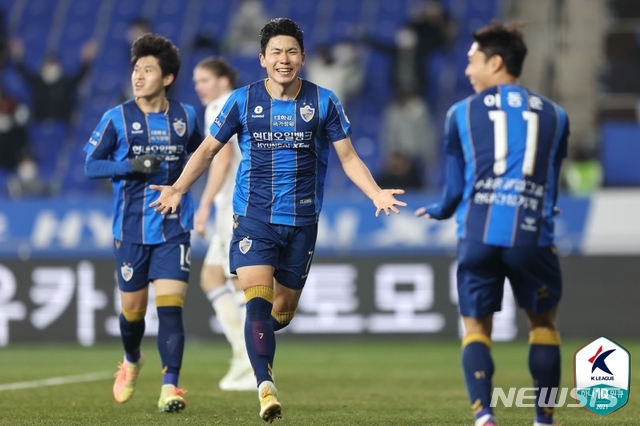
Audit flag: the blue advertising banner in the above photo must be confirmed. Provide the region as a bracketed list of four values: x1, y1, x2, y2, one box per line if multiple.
[0, 193, 591, 259]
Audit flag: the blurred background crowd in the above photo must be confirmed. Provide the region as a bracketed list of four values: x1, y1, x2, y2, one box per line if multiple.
[0, 0, 637, 200]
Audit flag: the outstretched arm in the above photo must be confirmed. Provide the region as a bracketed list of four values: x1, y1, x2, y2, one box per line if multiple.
[333, 137, 406, 216]
[150, 134, 224, 214]
[415, 152, 464, 220]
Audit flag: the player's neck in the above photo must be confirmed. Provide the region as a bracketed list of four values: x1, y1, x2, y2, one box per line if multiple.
[493, 75, 519, 87]
[265, 78, 301, 100]
[135, 96, 169, 114]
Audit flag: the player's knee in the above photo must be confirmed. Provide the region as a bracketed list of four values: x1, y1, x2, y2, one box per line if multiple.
[271, 309, 296, 331]
[122, 307, 146, 323]
[245, 286, 274, 303]
[155, 294, 185, 308]
[529, 327, 561, 346]
[462, 332, 492, 349]
[244, 286, 274, 320]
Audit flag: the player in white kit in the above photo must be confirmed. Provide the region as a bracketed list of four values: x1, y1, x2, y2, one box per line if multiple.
[192, 57, 254, 391]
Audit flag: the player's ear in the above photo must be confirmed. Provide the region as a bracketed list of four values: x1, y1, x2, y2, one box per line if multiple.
[489, 54, 505, 73]
[259, 53, 267, 69]
[163, 73, 175, 87]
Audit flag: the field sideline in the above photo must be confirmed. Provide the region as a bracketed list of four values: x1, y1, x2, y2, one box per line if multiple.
[0, 338, 638, 425]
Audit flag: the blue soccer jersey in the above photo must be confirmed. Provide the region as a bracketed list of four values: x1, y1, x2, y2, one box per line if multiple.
[209, 78, 351, 226]
[431, 83, 569, 247]
[84, 99, 202, 244]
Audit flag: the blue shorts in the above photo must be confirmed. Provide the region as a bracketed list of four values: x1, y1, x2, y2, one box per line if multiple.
[113, 233, 191, 292]
[456, 239, 562, 318]
[230, 215, 317, 290]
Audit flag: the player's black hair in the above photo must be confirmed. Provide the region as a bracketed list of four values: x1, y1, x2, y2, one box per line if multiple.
[472, 21, 527, 78]
[130, 33, 181, 89]
[259, 18, 304, 55]
[195, 57, 238, 89]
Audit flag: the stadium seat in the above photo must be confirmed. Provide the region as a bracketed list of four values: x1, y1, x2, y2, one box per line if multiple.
[3, 0, 500, 196]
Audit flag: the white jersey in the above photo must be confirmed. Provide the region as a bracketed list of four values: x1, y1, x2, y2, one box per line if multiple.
[205, 92, 241, 211]
[204, 92, 241, 271]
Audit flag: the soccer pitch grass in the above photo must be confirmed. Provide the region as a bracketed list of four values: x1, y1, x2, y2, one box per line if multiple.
[0, 338, 638, 425]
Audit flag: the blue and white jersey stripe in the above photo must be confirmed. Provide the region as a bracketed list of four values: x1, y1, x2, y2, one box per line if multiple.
[446, 84, 569, 247]
[209, 79, 351, 226]
[84, 99, 202, 244]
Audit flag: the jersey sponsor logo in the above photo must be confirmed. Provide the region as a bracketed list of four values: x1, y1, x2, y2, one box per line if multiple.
[131, 144, 183, 159]
[253, 131, 313, 148]
[172, 118, 186, 137]
[131, 122, 143, 134]
[299, 104, 315, 122]
[120, 263, 133, 282]
[239, 236, 252, 254]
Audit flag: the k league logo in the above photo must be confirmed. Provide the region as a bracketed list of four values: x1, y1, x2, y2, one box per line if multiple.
[574, 336, 630, 416]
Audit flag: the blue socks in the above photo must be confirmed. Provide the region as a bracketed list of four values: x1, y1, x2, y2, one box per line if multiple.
[156, 296, 185, 387]
[462, 333, 495, 421]
[529, 329, 562, 425]
[119, 313, 144, 364]
[244, 286, 276, 384]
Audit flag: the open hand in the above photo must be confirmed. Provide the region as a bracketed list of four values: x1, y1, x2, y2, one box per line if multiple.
[373, 189, 407, 217]
[414, 206, 432, 218]
[149, 185, 182, 215]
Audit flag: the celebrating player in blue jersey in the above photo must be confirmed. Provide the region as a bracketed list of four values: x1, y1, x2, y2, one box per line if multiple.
[416, 22, 569, 426]
[84, 33, 202, 413]
[151, 18, 406, 422]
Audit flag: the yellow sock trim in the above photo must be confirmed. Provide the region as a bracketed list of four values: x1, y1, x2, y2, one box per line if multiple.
[122, 307, 146, 323]
[529, 329, 561, 345]
[462, 333, 492, 349]
[245, 286, 274, 303]
[271, 310, 296, 324]
[155, 294, 184, 308]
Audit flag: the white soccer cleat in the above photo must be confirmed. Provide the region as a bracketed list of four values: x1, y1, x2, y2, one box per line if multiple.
[219, 356, 256, 391]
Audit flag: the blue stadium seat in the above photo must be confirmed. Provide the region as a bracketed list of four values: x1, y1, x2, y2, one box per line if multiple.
[27, 121, 69, 179]
[6, 0, 501, 196]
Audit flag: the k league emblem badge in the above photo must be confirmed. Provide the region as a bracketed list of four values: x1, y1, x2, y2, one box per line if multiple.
[573, 336, 630, 416]
[299, 104, 315, 122]
[120, 263, 134, 282]
[173, 118, 186, 137]
[239, 237, 252, 254]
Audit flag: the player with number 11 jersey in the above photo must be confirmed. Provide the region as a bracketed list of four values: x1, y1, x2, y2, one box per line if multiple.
[428, 82, 568, 247]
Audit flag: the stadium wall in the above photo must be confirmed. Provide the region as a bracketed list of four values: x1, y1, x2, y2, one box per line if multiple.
[0, 190, 638, 344]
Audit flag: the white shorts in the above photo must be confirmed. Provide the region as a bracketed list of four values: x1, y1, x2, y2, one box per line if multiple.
[204, 209, 235, 278]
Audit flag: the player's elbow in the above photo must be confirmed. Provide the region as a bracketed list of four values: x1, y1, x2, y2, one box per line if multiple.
[84, 160, 97, 179]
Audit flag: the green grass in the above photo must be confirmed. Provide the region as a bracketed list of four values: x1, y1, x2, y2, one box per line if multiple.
[0, 338, 638, 425]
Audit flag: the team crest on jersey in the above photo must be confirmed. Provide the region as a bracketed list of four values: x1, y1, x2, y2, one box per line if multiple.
[173, 118, 186, 137]
[239, 237, 252, 254]
[120, 263, 133, 282]
[299, 104, 315, 122]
